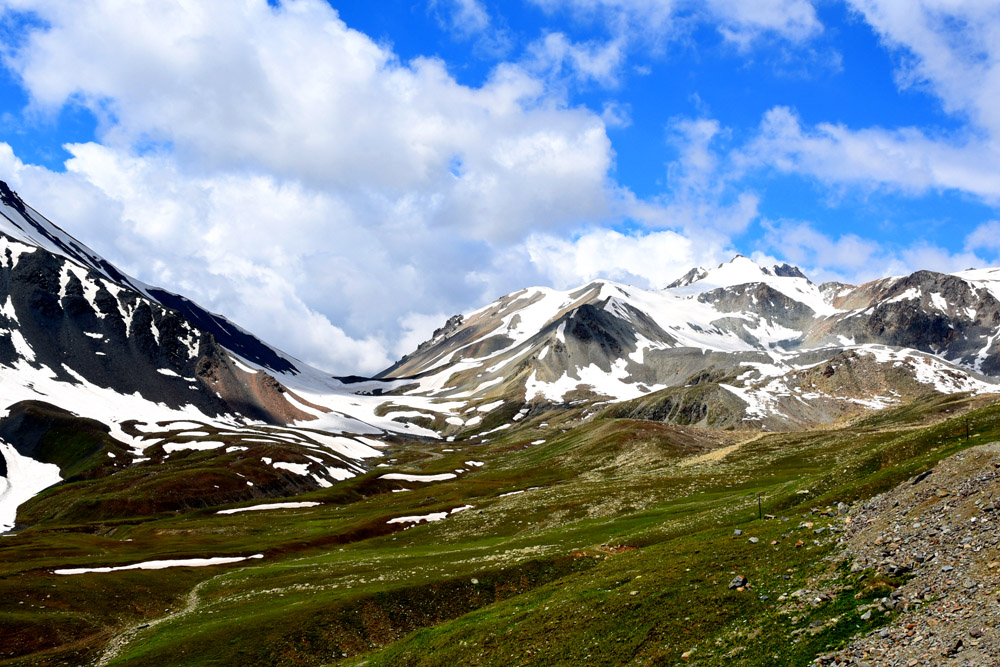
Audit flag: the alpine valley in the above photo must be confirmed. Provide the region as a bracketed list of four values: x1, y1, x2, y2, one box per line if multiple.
[4, 180, 1000, 666]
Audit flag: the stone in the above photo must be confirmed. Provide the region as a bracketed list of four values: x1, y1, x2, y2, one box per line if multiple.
[728, 575, 748, 590]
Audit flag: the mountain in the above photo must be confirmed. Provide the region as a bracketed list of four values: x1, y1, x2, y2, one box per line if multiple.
[0, 181, 438, 532]
[5, 182, 1000, 667]
[4, 176, 1000, 534]
[380, 254, 1000, 429]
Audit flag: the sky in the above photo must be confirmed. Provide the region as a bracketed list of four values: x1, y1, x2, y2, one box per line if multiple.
[0, 0, 998, 375]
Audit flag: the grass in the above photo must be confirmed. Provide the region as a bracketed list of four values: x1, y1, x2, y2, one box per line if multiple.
[1, 392, 998, 665]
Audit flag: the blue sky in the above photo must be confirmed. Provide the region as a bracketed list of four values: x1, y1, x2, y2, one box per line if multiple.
[0, 0, 998, 373]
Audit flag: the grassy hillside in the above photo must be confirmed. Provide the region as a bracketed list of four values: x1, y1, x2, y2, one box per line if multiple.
[2, 392, 999, 666]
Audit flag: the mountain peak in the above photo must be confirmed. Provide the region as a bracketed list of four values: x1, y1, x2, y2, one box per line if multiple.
[667, 255, 811, 292]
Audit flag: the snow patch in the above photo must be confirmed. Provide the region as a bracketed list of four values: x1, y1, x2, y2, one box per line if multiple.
[217, 502, 320, 515]
[54, 554, 264, 575]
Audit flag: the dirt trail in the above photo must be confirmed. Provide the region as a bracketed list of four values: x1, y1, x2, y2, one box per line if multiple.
[94, 576, 215, 666]
[677, 432, 767, 468]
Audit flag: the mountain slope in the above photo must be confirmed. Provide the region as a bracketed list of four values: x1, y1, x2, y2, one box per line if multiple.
[380, 256, 1000, 430]
[0, 182, 445, 532]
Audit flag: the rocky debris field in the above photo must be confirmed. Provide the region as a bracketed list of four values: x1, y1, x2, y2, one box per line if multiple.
[823, 443, 1000, 666]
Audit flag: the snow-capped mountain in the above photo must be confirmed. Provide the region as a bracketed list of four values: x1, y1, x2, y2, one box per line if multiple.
[382, 255, 1000, 426]
[3, 177, 1000, 533]
[0, 181, 442, 531]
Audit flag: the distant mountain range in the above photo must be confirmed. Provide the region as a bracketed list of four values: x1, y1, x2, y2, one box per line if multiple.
[383, 253, 1000, 429]
[0, 180, 998, 530]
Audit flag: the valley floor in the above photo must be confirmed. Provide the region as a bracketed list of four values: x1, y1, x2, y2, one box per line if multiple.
[3, 392, 1000, 666]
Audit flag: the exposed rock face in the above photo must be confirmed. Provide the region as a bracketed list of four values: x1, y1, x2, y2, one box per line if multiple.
[0, 179, 299, 375]
[0, 230, 310, 426]
[0, 180, 328, 427]
[382, 257, 1000, 428]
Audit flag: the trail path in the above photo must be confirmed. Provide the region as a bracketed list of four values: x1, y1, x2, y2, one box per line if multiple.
[95, 576, 215, 666]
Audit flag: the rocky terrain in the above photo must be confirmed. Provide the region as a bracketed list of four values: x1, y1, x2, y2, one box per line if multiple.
[826, 443, 1000, 666]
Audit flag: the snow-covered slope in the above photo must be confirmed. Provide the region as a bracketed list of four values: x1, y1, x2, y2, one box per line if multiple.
[382, 256, 1000, 421]
[0, 181, 302, 375]
[0, 181, 461, 531]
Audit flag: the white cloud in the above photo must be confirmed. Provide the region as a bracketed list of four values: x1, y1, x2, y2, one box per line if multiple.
[600, 100, 632, 128]
[0, 1, 612, 241]
[761, 218, 985, 284]
[524, 227, 731, 289]
[528, 0, 680, 38]
[707, 0, 822, 48]
[848, 0, 1000, 136]
[0, 0, 627, 372]
[965, 220, 1000, 254]
[736, 3, 1000, 202]
[529, 0, 822, 46]
[741, 106, 1000, 200]
[526, 32, 626, 87]
[761, 220, 882, 273]
[430, 0, 491, 37]
[625, 116, 761, 235]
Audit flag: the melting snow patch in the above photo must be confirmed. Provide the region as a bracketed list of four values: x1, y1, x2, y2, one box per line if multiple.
[231, 358, 259, 374]
[387, 512, 448, 525]
[54, 554, 264, 575]
[498, 490, 524, 497]
[272, 461, 310, 475]
[0, 443, 62, 532]
[465, 460, 484, 467]
[380, 473, 457, 482]
[217, 502, 320, 515]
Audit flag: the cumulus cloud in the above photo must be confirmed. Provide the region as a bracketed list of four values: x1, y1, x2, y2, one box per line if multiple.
[760, 219, 985, 284]
[0, 0, 613, 240]
[740, 106, 1000, 200]
[525, 32, 627, 87]
[524, 227, 732, 289]
[965, 221, 1000, 255]
[738, 2, 1000, 203]
[707, 0, 822, 48]
[0, 0, 624, 372]
[430, 0, 491, 37]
